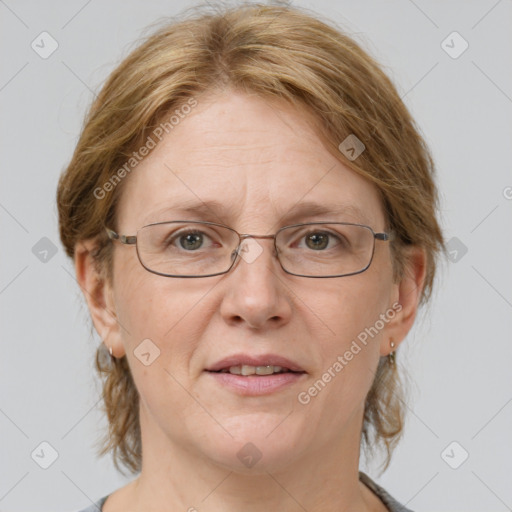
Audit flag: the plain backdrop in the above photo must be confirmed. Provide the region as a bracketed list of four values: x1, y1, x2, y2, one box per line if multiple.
[1, 1, 511, 511]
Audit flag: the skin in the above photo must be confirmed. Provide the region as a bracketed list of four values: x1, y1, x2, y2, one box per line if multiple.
[76, 89, 426, 512]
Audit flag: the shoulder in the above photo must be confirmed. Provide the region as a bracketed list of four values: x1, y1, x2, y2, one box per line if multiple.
[359, 471, 414, 512]
[75, 495, 109, 512]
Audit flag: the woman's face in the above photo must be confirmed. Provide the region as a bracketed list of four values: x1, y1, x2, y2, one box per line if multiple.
[98, 90, 411, 473]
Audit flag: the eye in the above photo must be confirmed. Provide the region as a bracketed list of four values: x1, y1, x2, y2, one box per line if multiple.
[299, 230, 343, 251]
[304, 232, 330, 250]
[165, 229, 215, 251]
[178, 231, 205, 250]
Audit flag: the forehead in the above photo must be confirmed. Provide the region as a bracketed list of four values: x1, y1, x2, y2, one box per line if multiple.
[116, 91, 385, 231]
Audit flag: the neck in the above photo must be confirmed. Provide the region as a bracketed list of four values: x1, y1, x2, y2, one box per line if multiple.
[125, 403, 375, 512]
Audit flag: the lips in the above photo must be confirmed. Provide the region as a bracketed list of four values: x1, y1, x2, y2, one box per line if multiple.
[205, 354, 306, 373]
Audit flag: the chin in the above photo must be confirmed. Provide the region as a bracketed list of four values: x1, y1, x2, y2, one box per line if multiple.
[197, 417, 306, 474]
[210, 444, 300, 475]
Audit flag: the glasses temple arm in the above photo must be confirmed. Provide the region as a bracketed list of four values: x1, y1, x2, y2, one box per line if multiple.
[105, 227, 137, 245]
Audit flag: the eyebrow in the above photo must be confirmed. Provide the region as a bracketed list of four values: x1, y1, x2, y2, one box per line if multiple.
[147, 199, 373, 226]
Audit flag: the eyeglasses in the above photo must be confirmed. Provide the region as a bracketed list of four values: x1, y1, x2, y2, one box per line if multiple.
[105, 220, 392, 278]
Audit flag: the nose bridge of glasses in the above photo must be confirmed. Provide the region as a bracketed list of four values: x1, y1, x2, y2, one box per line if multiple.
[237, 232, 276, 245]
[239, 233, 275, 241]
[233, 233, 278, 263]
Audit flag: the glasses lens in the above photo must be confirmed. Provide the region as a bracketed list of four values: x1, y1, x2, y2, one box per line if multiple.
[137, 222, 238, 276]
[276, 223, 375, 277]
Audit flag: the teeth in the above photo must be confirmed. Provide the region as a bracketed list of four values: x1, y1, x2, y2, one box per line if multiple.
[222, 365, 286, 375]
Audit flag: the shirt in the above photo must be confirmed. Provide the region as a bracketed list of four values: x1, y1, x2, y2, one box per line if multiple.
[76, 470, 413, 512]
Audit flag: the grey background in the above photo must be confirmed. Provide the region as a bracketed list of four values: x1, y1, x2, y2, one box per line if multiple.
[1, 0, 511, 511]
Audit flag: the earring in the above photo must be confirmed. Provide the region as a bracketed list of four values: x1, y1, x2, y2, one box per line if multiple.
[99, 341, 115, 367]
[388, 340, 396, 365]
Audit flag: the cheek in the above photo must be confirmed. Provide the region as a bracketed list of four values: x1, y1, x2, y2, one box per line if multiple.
[112, 272, 209, 430]
[309, 271, 391, 350]
[296, 271, 391, 411]
[112, 253, 210, 375]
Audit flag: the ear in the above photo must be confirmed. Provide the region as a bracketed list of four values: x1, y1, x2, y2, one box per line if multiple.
[74, 239, 126, 358]
[380, 246, 427, 356]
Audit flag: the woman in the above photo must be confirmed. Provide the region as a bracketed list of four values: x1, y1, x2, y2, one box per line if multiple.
[57, 3, 445, 511]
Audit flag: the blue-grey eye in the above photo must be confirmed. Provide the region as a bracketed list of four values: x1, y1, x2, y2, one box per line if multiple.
[305, 232, 330, 250]
[179, 232, 204, 250]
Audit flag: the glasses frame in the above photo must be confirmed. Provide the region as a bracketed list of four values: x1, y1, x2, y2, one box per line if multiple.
[105, 220, 393, 279]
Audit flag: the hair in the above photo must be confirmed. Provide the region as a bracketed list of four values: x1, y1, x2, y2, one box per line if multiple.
[57, 2, 446, 476]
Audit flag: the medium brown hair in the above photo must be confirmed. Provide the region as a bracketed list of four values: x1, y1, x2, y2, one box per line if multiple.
[57, 2, 446, 476]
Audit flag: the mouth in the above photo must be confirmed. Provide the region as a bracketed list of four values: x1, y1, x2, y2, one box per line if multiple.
[205, 366, 306, 396]
[205, 354, 307, 375]
[207, 364, 305, 376]
[204, 354, 307, 395]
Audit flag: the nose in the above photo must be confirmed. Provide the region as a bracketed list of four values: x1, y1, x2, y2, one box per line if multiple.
[219, 236, 293, 330]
